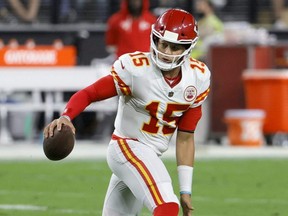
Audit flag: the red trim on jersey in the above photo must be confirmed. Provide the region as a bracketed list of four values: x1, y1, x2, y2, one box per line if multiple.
[194, 87, 210, 104]
[116, 138, 165, 206]
[178, 106, 202, 132]
[163, 71, 182, 88]
[111, 67, 132, 95]
[61, 75, 117, 120]
[112, 134, 138, 141]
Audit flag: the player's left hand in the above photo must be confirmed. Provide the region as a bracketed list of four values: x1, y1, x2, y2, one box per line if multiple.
[180, 194, 194, 216]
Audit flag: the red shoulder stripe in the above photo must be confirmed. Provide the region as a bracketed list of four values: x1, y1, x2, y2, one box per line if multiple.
[111, 67, 132, 95]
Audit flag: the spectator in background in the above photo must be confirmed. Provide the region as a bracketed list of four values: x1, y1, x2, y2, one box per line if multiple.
[0, 0, 40, 24]
[105, 0, 157, 59]
[272, 0, 288, 29]
[191, 0, 223, 62]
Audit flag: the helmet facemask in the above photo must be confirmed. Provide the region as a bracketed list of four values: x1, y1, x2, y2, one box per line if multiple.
[151, 32, 197, 71]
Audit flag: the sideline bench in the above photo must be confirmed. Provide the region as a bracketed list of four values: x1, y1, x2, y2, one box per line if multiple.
[0, 66, 117, 143]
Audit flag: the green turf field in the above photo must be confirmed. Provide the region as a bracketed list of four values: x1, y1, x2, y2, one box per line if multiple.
[0, 158, 287, 216]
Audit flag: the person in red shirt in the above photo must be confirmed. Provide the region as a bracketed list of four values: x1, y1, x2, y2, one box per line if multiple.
[105, 0, 157, 58]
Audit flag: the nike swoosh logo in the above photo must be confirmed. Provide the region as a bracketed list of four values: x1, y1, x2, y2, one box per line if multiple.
[120, 61, 125, 69]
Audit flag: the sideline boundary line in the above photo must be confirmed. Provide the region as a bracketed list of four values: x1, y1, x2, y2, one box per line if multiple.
[0, 141, 288, 160]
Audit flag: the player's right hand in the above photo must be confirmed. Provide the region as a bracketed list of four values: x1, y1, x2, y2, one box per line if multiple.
[43, 116, 75, 138]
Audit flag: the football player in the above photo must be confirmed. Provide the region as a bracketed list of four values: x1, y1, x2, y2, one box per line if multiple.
[44, 8, 210, 216]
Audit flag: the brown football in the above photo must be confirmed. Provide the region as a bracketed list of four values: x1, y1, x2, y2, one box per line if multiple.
[43, 125, 75, 161]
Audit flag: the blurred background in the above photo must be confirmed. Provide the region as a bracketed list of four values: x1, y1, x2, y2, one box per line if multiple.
[0, 0, 288, 148]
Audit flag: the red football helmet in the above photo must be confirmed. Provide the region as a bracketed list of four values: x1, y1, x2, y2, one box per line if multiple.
[151, 9, 198, 71]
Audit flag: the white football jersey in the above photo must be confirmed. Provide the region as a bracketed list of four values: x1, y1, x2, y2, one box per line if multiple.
[111, 51, 210, 155]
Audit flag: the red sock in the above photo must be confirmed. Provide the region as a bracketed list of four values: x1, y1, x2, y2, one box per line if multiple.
[153, 202, 179, 216]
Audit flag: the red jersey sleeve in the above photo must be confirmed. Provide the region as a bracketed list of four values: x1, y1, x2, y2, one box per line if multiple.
[178, 106, 202, 133]
[62, 75, 117, 120]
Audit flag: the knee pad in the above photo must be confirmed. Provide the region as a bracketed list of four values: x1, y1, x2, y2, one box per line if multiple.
[153, 202, 179, 216]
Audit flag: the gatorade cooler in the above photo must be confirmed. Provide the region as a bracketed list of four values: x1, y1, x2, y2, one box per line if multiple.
[242, 70, 288, 134]
[224, 109, 266, 146]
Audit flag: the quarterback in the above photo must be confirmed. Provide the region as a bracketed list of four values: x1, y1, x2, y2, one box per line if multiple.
[44, 8, 210, 216]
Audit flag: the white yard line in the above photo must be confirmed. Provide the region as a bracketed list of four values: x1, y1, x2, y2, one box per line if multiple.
[0, 204, 47, 211]
[0, 204, 93, 214]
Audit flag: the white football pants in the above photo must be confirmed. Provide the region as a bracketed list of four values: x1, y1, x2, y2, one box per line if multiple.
[102, 138, 179, 216]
